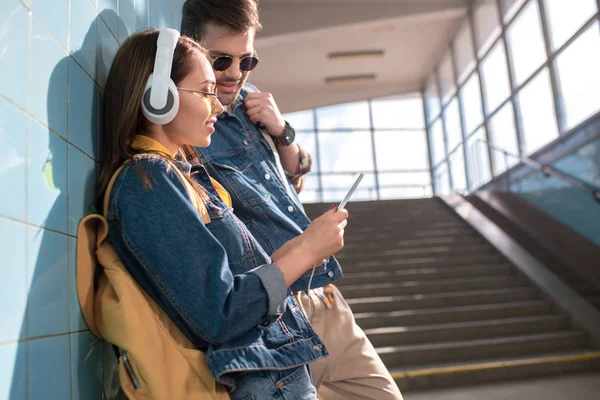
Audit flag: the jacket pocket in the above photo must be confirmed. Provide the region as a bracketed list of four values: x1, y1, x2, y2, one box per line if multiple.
[209, 152, 270, 208]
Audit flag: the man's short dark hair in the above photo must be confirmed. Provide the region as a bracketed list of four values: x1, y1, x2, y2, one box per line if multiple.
[181, 0, 262, 42]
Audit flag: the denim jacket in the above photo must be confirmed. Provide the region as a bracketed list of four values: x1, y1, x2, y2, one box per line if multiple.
[189, 85, 343, 293]
[106, 148, 327, 386]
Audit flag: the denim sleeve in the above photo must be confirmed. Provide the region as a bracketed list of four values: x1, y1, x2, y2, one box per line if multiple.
[110, 159, 287, 346]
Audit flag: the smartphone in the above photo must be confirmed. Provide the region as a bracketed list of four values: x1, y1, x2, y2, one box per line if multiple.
[337, 173, 364, 210]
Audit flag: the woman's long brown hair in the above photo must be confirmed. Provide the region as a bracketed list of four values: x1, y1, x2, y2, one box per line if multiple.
[96, 29, 209, 211]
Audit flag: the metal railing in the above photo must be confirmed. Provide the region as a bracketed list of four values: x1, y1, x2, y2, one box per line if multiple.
[474, 139, 600, 204]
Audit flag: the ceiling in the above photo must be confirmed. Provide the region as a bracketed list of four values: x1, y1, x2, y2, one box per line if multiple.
[250, 0, 469, 113]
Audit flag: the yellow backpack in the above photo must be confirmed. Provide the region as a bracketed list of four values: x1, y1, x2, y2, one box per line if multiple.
[76, 162, 230, 399]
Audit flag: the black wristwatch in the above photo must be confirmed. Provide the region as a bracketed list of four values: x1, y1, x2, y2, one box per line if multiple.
[272, 121, 295, 146]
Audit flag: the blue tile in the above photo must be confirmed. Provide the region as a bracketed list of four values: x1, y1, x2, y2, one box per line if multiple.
[29, 20, 68, 139]
[0, 1, 29, 109]
[29, 335, 71, 400]
[134, 0, 147, 27]
[0, 342, 27, 400]
[97, 17, 119, 89]
[69, 237, 88, 331]
[0, 219, 27, 342]
[70, 0, 99, 81]
[27, 120, 68, 233]
[71, 332, 103, 400]
[31, 0, 69, 49]
[118, 0, 136, 42]
[67, 146, 98, 235]
[0, 98, 27, 222]
[69, 60, 98, 158]
[26, 227, 69, 337]
[97, 0, 119, 38]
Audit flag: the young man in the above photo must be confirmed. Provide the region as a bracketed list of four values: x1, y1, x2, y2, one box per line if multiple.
[180, 1, 402, 399]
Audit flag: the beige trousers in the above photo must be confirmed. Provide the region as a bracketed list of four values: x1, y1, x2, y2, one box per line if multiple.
[299, 286, 403, 400]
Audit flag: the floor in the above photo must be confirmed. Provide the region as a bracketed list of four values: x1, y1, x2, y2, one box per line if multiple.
[404, 372, 600, 400]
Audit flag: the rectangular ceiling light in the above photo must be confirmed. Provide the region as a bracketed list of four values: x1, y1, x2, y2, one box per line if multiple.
[328, 50, 385, 60]
[325, 74, 377, 84]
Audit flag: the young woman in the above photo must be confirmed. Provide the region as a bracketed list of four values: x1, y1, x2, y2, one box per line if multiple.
[96, 29, 348, 399]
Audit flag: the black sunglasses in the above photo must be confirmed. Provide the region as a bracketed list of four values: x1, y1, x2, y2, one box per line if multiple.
[210, 54, 260, 72]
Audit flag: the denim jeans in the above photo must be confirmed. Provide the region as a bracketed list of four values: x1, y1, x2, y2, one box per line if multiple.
[229, 366, 318, 400]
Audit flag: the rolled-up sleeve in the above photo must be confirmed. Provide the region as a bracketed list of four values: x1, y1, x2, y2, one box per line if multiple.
[109, 158, 287, 346]
[285, 144, 312, 194]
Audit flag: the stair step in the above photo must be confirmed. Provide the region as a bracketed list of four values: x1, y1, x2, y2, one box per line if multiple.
[354, 300, 554, 329]
[378, 331, 588, 368]
[346, 227, 475, 242]
[365, 314, 571, 347]
[391, 351, 600, 392]
[343, 235, 486, 250]
[350, 220, 467, 234]
[337, 244, 494, 261]
[341, 253, 506, 273]
[346, 287, 540, 313]
[337, 264, 515, 286]
[340, 275, 527, 299]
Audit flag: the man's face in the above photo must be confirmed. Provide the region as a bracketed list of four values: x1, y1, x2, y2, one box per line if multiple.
[202, 24, 255, 107]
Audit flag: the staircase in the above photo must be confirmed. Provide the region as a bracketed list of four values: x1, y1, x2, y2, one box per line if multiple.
[303, 197, 600, 392]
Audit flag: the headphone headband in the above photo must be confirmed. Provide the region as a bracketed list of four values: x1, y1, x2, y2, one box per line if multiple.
[149, 29, 180, 110]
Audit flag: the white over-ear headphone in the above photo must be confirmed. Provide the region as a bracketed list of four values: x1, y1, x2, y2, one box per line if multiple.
[141, 28, 181, 125]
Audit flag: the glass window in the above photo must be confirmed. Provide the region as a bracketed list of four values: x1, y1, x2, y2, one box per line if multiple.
[518, 68, 559, 154]
[465, 128, 491, 189]
[444, 97, 463, 151]
[296, 132, 319, 173]
[449, 146, 468, 193]
[380, 187, 432, 200]
[430, 119, 446, 166]
[543, 0, 598, 51]
[460, 72, 484, 134]
[284, 109, 314, 130]
[438, 51, 456, 104]
[298, 189, 319, 204]
[434, 163, 451, 195]
[425, 75, 441, 122]
[506, 0, 547, 87]
[480, 40, 511, 114]
[322, 188, 377, 203]
[318, 131, 374, 172]
[556, 21, 600, 131]
[500, 0, 527, 23]
[453, 19, 476, 84]
[321, 173, 377, 202]
[316, 101, 370, 130]
[474, 0, 502, 58]
[371, 94, 424, 129]
[378, 172, 431, 186]
[488, 100, 520, 175]
[374, 131, 429, 170]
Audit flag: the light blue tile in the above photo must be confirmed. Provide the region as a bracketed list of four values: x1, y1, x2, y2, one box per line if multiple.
[0, 342, 27, 400]
[134, 0, 147, 27]
[97, 17, 119, 90]
[71, 332, 102, 400]
[118, 0, 136, 42]
[69, 237, 87, 331]
[67, 146, 98, 235]
[29, 20, 68, 139]
[29, 335, 71, 400]
[0, 219, 27, 342]
[26, 227, 69, 337]
[0, 98, 27, 222]
[97, 0, 119, 37]
[31, 0, 69, 49]
[69, 59, 98, 158]
[27, 120, 68, 233]
[70, 0, 99, 81]
[0, 1, 29, 109]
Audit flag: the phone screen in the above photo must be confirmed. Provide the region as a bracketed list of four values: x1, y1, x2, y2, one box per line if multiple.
[337, 173, 364, 210]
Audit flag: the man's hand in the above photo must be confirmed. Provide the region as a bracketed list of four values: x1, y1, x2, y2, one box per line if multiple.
[244, 92, 286, 136]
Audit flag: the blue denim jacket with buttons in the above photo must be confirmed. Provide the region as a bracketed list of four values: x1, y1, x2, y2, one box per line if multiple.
[106, 155, 328, 386]
[192, 86, 343, 292]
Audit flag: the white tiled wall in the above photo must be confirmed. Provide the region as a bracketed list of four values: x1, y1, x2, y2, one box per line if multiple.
[0, 0, 184, 398]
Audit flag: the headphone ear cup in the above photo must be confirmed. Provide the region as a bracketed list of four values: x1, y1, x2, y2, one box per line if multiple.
[141, 76, 180, 125]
